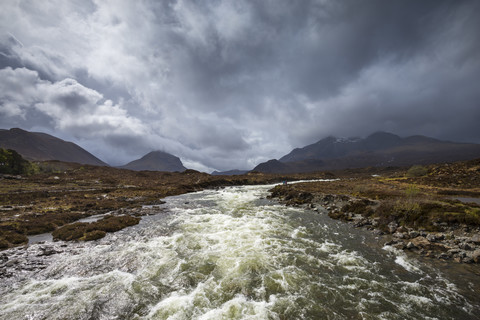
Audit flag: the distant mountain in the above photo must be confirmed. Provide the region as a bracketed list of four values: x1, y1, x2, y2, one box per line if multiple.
[119, 151, 186, 172]
[254, 132, 480, 173]
[211, 169, 249, 176]
[252, 159, 326, 174]
[0, 128, 107, 166]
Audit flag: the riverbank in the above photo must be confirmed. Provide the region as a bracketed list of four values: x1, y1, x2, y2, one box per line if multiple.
[269, 159, 480, 264]
[0, 161, 333, 249]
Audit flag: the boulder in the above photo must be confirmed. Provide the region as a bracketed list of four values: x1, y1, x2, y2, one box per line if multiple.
[393, 232, 407, 239]
[388, 221, 398, 234]
[409, 231, 419, 238]
[470, 234, 480, 245]
[410, 236, 431, 248]
[406, 242, 415, 249]
[471, 249, 480, 263]
[459, 242, 472, 251]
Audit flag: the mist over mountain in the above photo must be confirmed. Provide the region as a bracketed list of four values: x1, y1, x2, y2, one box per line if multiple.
[254, 132, 480, 173]
[0, 128, 107, 166]
[119, 151, 187, 172]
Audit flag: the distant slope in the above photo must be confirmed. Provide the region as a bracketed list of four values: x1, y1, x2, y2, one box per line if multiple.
[119, 151, 186, 172]
[254, 132, 480, 173]
[211, 169, 249, 176]
[0, 128, 107, 166]
[253, 159, 326, 174]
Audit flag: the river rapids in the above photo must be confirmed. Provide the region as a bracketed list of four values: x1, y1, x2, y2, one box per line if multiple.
[1, 184, 479, 319]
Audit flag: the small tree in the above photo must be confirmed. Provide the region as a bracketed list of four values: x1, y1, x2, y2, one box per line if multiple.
[0, 148, 36, 175]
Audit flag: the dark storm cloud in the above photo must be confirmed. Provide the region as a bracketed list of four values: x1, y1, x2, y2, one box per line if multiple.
[0, 0, 479, 171]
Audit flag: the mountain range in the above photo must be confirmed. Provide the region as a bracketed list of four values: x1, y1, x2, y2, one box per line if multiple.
[253, 132, 480, 173]
[2, 128, 480, 174]
[0, 128, 186, 172]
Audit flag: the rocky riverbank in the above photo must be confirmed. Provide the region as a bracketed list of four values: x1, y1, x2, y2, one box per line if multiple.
[269, 187, 480, 264]
[269, 159, 480, 264]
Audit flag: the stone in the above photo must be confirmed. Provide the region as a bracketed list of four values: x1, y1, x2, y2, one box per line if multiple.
[410, 236, 430, 248]
[384, 240, 398, 246]
[393, 232, 407, 239]
[406, 242, 415, 249]
[459, 242, 472, 250]
[438, 253, 451, 260]
[448, 248, 462, 255]
[353, 219, 368, 228]
[470, 234, 480, 245]
[463, 257, 474, 264]
[435, 233, 446, 241]
[471, 249, 480, 263]
[388, 221, 398, 234]
[393, 242, 405, 250]
[426, 234, 437, 242]
[409, 231, 419, 238]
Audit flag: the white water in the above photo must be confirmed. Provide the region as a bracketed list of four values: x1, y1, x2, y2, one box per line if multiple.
[1, 184, 479, 319]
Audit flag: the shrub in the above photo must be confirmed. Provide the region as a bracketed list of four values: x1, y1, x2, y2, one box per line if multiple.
[405, 185, 420, 198]
[406, 165, 428, 177]
[342, 199, 374, 216]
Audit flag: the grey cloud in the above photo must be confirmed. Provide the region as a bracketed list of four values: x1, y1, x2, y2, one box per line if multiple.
[0, 0, 479, 171]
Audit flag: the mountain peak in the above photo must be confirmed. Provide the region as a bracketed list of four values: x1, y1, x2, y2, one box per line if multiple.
[120, 150, 186, 172]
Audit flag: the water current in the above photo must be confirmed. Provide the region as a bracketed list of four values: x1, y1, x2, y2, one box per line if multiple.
[1, 183, 480, 319]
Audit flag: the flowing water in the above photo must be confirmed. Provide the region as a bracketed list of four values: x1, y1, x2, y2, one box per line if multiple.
[1, 184, 480, 319]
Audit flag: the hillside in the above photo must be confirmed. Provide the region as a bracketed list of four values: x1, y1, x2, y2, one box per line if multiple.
[0, 128, 107, 166]
[254, 132, 480, 173]
[211, 169, 249, 176]
[119, 150, 187, 172]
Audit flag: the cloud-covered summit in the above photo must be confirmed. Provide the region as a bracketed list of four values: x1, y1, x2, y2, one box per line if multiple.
[1, 0, 479, 171]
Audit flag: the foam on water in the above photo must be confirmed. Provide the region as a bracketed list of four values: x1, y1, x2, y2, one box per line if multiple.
[1, 184, 479, 319]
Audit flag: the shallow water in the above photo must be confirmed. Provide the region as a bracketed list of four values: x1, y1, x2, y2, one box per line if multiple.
[453, 197, 480, 205]
[1, 184, 480, 319]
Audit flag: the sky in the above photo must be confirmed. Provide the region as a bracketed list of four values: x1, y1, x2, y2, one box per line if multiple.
[1, 0, 479, 172]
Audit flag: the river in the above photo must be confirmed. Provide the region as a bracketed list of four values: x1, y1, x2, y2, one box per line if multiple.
[1, 183, 479, 319]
